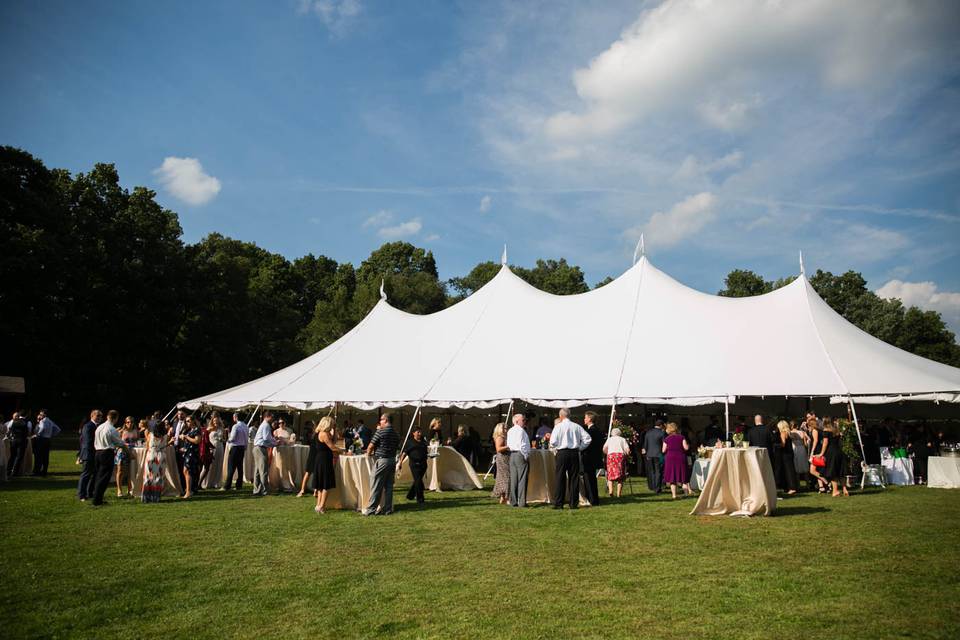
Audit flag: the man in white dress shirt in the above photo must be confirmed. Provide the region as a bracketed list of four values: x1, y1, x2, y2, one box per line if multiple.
[91, 410, 129, 506]
[549, 408, 591, 509]
[224, 412, 249, 491]
[506, 413, 531, 507]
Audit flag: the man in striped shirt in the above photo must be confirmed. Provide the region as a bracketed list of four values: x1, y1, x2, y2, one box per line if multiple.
[363, 413, 400, 516]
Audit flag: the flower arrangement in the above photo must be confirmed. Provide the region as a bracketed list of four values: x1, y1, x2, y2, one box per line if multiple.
[732, 432, 744, 447]
[837, 418, 862, 473]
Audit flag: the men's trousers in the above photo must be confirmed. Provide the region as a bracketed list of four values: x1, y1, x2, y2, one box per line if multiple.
[406, 462, 427, 503]
[224, 445, 246, 490]
[554, 449, 581, 508]
[32, 438, 52, 475]
[175, 446, 186, 495]
[581, 457, 600, 505]
[366, 457, 396, 514]
[508, 452, 528, 507]
[645, 457, 662, 493]
[7, 441, 26, 477]
[78, 456, 95, 498]
[91, 449, 116, 505]
[252, 446, 270, 495]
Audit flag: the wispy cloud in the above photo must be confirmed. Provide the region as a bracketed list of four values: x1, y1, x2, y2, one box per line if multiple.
[624, 192, 717, 249]
[153, 157, 221, 206]
[479, 195, 492, 213]
[362, 209, 393, 228]
[298, 0, 362, 37]
[378, 218, 422, 239]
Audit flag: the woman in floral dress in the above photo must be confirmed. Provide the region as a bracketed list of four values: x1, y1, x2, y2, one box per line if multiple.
[490, 423, 510, 504]
[603, 427, 631, 497]
[141, 420, 168, 503]
[180, 416, 202, 499]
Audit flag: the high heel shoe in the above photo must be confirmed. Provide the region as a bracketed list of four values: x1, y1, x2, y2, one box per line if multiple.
[314, 505, 324, 514]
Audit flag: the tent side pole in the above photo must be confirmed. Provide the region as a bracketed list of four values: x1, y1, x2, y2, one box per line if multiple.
[161, 403, 179, 422]
[847, 396, 869, 488]
[724, 397, 730, 441]
[606, 399, 617, 438]
[485, 399, 514, 481]
[248, 402, 262, 426]
[397, 402, 423, 465]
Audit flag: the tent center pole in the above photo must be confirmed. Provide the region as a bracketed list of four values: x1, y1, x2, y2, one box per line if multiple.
[847, 396, 868, 487]
[248, 402, 262, 426]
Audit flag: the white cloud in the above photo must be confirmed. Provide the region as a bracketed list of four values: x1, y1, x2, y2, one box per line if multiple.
[299, 0, 362, 36]
[625, 192, 716, 248]
[153, 157, 221, 206]
[543, 0, 957, 140]
[363, 209, 393, 228]
[876, 279, 960, 336]
[424, 233, 441, 242]
[378, 218, 422, 240]
[835, 223, 910, 262]
[674, 150, 744, 181]
[479, 195, 492, 213]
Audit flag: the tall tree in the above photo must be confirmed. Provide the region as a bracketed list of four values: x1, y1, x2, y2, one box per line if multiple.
[515, 258, 589, 295]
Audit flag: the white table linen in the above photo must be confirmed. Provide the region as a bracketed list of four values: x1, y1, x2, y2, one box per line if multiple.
[690, 447, 777, 516]
[927, 456, 960, 489]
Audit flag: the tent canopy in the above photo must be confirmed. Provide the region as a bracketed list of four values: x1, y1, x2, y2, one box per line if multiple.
[183, 256, 960, 411]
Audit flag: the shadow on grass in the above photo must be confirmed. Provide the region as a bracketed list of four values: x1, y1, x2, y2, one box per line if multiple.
[0, 476, 79, 492]
[773, 505, 831, 516]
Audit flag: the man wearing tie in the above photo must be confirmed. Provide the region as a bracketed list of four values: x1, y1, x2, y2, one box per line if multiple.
[170, 409, 188, 495]
[224, 412, 249, 490]
[77, 409, 101, 500]
[550, 408, 592, 509]
[581, 411, 604, 506]
[31, 409, 61, 476]
[506, 413, 531, 507]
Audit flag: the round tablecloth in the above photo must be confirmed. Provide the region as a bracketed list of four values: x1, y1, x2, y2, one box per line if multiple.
[927, 456, 960, 489]
[397, 446, 482, 491]
[690, 447, 777, 516]
[690, 458, 711, 492]
[880, 447, 914, 486]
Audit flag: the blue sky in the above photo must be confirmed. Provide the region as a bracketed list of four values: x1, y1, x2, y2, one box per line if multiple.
[2, 0, 959, 332]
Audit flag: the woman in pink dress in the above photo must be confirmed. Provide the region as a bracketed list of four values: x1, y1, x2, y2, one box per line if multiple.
[661, 422, 692, 499]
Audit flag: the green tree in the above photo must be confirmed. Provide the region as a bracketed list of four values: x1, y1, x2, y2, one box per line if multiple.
[299, 263, 358, 353]
[515, 258, 589, 295]
[447, 261, 501, 300]
[594, 276, 615, 289]
[353, 242, 447, 316]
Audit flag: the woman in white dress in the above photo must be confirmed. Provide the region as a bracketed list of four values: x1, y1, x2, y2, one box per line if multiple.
[200, 413, 226, 489]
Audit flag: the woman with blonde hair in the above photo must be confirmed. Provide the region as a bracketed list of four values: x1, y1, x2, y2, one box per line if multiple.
[490, 423, 511, 504]
[661, 422, 692, 498]
[115, 416, 138, 497]
[428, 417, 443, 443]
[313, 416, 338, 513]
[452, 424, 471, 459]
[773, 420, 799, 494]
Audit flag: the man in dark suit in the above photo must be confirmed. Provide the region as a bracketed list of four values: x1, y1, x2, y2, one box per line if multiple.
[641, 420, 665, 493]
[702, 417, 724, 447]
[747, 414, 773, 455]
[581, 411, 605, 506]
[6, 413, 30, 477]
[77, 409, 101, 500]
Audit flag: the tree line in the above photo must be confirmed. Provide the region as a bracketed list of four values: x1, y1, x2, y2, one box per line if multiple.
[2, 146, 957, 419]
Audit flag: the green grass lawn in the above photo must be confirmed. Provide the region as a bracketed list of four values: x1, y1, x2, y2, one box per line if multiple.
[2, 451, 959, 639]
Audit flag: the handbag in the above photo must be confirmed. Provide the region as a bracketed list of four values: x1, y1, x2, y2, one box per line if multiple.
[811, 455, 826, 467]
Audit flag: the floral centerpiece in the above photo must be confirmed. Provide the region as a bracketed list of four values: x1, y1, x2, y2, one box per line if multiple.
[837, 418, 863, 475]
[732, 432, 745, 448]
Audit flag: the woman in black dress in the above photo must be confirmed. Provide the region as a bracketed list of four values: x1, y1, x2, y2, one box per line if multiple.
[773, 420, 798, 494]
[821, 423, 849, 497]
[399, 426, 429, 504]
[313, 417, 338, 514]
[297, 420, 317, 498]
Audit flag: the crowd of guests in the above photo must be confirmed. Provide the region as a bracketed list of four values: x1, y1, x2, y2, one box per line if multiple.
[3, 405, 951, 513]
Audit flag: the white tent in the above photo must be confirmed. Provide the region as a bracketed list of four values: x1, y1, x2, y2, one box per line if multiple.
[182, 254, 960, 413]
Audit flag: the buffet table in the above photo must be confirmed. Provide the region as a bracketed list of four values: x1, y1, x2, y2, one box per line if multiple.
[880, 447, 914, 486]
[397, 446, 482, 491]
[526, 449, 590, 506]
[131, 446, 182, 497]
[690, 447, 777, 516]
[927, 456, 960, 489]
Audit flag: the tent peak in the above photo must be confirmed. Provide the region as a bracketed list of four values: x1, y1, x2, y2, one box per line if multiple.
[379, 278, 387, 301]
[501, 244, 508, 266]
[799, 250, 805, 277]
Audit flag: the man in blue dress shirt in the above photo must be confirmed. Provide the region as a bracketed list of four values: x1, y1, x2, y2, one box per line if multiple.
[252, 412, 276, 496]
[31, 409, 61, 476]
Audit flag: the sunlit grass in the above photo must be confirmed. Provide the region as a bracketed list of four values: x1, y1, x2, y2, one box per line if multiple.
[1, 451, 959, 639]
